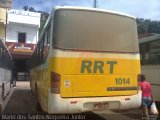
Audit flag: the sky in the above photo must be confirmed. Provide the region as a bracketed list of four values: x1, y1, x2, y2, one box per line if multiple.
[13, 0, 160, 20]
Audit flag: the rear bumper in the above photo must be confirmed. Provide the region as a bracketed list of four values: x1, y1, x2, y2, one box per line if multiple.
[48, 89, 142, 114]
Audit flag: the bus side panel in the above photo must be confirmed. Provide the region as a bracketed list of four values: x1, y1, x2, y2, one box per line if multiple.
[41, 62, 50, 112]
[30, 61, 50, 112]
[30, 69, 37, 95]
[4, 69, 11, 97]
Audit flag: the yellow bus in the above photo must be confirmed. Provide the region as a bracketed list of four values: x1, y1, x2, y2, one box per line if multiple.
[30, 6, 141, 114]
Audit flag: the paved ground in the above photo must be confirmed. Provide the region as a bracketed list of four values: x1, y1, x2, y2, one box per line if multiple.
[3, 88, 39, 114]
[1, 81, 159, 120]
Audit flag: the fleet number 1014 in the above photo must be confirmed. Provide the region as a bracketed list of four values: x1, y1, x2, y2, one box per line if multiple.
[115, 78, 130, 85]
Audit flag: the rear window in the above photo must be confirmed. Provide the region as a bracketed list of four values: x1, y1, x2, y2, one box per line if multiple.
[53, 9, 139, 52]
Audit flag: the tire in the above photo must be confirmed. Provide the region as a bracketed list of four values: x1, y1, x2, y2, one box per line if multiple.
[36, 98, 41, 111]
[0, 102, 2, 113]
[35, 85, 41, 111]
[0, 83, 4, 113]
[1, 83, 4, 101]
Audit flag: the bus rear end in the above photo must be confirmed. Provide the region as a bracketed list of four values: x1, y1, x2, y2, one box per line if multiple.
[48, 7, 141, 113]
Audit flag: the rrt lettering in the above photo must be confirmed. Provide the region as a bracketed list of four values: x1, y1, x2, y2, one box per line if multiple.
[80, 60, 117, 74]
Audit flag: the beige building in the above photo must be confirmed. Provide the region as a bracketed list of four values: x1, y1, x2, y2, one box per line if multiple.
[0, 0, 12, 42]
[0, 8, 7, 41]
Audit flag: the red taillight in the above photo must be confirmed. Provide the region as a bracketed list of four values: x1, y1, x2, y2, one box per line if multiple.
[50, 72, 60, 94]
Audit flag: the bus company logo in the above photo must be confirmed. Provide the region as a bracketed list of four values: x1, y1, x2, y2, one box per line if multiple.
[80, 60, 117, 74]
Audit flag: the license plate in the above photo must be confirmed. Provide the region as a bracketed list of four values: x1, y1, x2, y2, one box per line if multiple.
[93, 102, 109, 110]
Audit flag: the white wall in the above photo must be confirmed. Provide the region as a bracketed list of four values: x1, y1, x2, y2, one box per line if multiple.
[7, 9, 41, 27]
[6, 9, 41, 44]
[6, 23, 38, 44]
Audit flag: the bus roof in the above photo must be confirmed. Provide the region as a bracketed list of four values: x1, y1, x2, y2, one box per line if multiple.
[52, 6, 136, 20]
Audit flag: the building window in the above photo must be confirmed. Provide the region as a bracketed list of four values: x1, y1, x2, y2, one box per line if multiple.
[18, 32, 26, 43]
[140, 39, 160, 65]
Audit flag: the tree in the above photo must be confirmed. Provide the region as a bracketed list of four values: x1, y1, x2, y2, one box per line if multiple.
[23, 6, 28, 11]
[28, 7, 36, 12]
[22, 6, 36, 12]
[136, 18, 160, 34]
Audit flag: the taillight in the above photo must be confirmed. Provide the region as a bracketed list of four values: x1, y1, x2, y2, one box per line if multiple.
[50, 72, 60, 94]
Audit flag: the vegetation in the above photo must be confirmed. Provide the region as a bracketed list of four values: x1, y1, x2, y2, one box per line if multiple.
[136, 18, 160, 34]
[23, 6, 36, 12]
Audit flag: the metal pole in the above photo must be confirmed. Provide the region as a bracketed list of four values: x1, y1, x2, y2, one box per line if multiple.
[93, 0, 96, 8]
[93, 0, 98, 8]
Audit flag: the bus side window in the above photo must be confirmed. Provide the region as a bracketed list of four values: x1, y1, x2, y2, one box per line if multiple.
[40, 36, 44, 64]
[44, 31, 48, 47]
[2, 46, 5, 68]
[40, 40, 44, 64]
[38, 45, 41, 66]
[5, 53, 9, 69]
[36, 47, 38, 67]
[52, 21, 56, 48]
[3, 48, 7, 69]
[31, 53, 35, 68]
[34, 47, 37, 67]
[42, 25, 50, 63]
[0, 44, 3, 67]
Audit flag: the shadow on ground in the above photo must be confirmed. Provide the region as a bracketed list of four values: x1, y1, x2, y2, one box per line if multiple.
[3, 88, 40, 114]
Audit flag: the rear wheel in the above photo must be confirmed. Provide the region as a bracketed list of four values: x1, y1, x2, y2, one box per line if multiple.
[35, 85, 41, 111]
[1, 83, 4, 101]
[0, 83, 5, 113]
[36, 99, 41, 111]
[0, 102, 2, 113]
